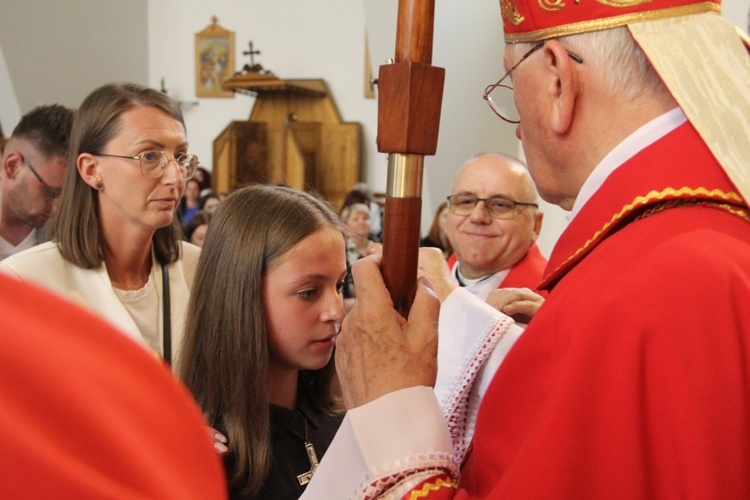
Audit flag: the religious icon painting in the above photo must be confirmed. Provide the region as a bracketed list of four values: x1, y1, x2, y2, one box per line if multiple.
[195, 16, 235, 98]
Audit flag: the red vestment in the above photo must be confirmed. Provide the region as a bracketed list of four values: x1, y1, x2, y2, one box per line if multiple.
[302, 119, 750, 500]
[457, 120, 750, 497]
[447, 242, 548, 294]
[0, 274, 227, 498]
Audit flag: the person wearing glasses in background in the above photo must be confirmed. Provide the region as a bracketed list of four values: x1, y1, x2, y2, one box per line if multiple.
[303, 0, 750, 498]
[418, 152, 548, 465]
[0, 104, 74, 260]
[444, 152, 547, 308]
[1, 83, 200, 365]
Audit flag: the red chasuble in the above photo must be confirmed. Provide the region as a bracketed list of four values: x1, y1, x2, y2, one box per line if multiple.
[0, 275, 227, 498]
[456, 121, 750, 497]
[448, 243, 548, 294]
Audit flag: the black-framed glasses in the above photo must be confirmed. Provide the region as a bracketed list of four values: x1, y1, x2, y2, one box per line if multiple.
[93, 150, 199, 179]
[483, 42, 583, 124]
[22, 156, 61, 200]
[447, 194, 538, 219]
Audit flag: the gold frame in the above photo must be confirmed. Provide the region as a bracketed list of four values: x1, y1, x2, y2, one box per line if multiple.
[195, 17, 235, 98]
[364, 34, 376, 99]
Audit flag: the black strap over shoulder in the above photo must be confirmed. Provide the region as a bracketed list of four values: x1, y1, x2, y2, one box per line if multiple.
[161, 263, 171, 365]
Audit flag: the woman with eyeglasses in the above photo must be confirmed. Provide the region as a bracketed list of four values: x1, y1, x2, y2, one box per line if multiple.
[0, 82, 201, 365]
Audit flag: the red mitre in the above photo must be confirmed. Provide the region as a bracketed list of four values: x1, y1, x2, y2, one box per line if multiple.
[497, 0, 750, 207]
[501, 0, 721, 43]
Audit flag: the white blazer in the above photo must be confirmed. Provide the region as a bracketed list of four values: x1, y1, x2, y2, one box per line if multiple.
[0, 241, 201, 362]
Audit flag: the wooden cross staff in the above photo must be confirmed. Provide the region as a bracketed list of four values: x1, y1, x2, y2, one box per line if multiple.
[378, 0, 445, 316]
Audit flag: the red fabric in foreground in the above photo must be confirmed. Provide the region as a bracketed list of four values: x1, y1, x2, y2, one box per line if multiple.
[0, 274, 226, 499]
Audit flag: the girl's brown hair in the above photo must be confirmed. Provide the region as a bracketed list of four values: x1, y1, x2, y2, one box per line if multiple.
[178, 184, 344, 496]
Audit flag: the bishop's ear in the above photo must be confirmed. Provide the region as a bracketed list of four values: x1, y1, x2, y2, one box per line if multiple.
[543, 40, 580, 135]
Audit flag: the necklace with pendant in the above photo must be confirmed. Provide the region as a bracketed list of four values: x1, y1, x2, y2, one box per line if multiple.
[287, 412, 319, 486]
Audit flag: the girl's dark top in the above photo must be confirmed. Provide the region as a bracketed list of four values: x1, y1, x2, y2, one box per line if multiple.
[222, 400, 344, 500]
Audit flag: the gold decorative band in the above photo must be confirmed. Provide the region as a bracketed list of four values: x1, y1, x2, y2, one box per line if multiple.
[597, 0, 653, 7]
[386, 153, 424, 198]
[408, 476, 458, 499]
[543, 187, 744, 285]
[505, 2, 720, 43]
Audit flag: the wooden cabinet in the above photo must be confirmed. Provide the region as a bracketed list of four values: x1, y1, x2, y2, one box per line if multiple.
[213, 75, 361, 211]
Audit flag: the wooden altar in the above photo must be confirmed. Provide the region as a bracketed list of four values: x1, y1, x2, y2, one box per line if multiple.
[213, 73, 361, 210]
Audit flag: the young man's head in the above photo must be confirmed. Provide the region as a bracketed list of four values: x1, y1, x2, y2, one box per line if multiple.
[1, 104, 74, 233]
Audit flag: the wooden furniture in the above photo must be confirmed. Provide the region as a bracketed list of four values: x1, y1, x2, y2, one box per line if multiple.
[213, 73, 361, 211]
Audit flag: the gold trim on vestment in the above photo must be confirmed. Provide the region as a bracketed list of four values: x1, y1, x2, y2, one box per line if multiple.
[597, 0, 653, 7]
[408, 476, 459, 499]
[635, 199, 750, 223]
[505, 2, 720, 43]
[545, 187, 745, 281]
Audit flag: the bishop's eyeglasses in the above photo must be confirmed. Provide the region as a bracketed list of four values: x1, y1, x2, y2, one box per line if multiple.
[483, 42, 584, 124]
[93, 150, 199, 179]
[447, 194, 538, 219]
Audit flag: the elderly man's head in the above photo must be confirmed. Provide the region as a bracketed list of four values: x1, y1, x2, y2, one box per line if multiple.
[446, 152, 542, 279]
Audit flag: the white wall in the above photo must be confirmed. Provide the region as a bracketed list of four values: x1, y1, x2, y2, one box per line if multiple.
[0, 43, 21, 136]
[148, 0, 750, 257]
[147, 0, 374, 188]
[0, 0, 148, 114]
[2, 0, 749, 256]
[148, 0, 519, 246]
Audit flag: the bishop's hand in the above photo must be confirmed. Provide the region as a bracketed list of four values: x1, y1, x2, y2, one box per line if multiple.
[336, 254, 440, 409]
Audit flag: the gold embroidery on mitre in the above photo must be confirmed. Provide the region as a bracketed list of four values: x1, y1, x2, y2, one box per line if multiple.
[505, 2, 720, 43]
[539, 0, 566, 12]
[597, 0, 653, 7]
[502, 0, 526, 26]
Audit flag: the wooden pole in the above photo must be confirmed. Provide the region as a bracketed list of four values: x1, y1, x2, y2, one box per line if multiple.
[377, 0, 445, 316]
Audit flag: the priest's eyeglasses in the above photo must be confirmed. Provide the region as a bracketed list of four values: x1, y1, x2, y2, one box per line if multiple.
[93, 150, 199, 179]
[483, 42, 583, 124]
[447, 194, 538, 219]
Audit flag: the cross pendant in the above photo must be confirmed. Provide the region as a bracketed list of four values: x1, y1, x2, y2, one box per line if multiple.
[296, 441, 320, 486]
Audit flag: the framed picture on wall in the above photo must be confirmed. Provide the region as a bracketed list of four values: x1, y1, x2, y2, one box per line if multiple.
[364, 34, 376, 99]
[195, 17, 235, 98]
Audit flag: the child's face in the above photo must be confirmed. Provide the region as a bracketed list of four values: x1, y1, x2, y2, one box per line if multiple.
[263, 226, 347, 375]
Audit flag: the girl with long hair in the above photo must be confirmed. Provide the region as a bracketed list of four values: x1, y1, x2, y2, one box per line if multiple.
[178, 184, 347, 499]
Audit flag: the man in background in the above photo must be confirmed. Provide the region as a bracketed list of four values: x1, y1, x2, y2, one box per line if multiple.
[445, 152, 546, 300]
[0, 104, 73, 260]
